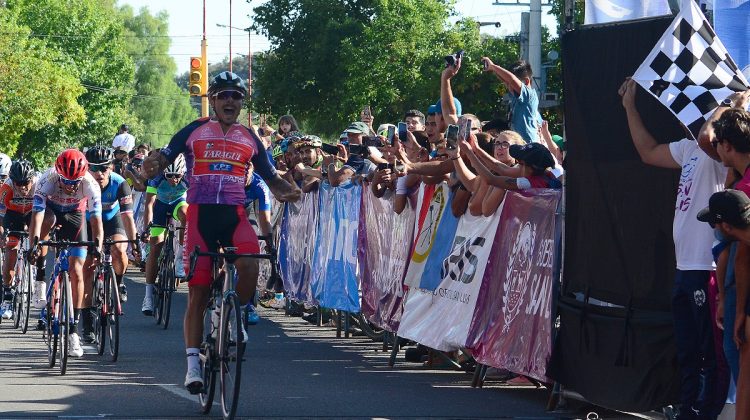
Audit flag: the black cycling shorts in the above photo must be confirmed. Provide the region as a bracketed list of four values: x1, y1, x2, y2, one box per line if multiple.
[87, 215, 126, 239]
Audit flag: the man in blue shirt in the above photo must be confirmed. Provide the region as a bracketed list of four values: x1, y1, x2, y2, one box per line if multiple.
[482, 57, 541, 143]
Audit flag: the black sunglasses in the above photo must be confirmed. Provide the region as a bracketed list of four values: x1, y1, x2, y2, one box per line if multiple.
[90, 164, 110, 173]
[214, 91, 245, 101]
[165, 173, 182, 180]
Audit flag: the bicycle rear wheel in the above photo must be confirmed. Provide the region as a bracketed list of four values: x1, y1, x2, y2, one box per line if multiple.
[105, 266, 120, 362]
[219, 292, 244, 419]
[45, 299, 56, 368]
[59, 273, 70, 375]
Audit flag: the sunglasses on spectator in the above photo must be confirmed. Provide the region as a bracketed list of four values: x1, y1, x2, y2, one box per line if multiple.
[59, 175, 82, 186]
[165, 173, 182, 180]
[494, 141, 511, 149]
[89, 164, 110, 173]
[13, 180, 30, 187]
[214, 91, 245, 101]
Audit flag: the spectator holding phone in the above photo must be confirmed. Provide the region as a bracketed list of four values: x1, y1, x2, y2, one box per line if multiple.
[482, 57, 541, 143]
[327, 122, 379, 186]
[440, 53, 464, 132]
[462, 139, 561, 190]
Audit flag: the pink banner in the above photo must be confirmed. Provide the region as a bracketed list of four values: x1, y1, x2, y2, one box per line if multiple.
[467, 190, 561, 383]
[358, 188, 415, 333]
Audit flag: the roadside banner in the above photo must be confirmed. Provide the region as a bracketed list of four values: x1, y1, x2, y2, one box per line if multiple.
[359, 188, 415, 332]
[403, 182, 460, 291]
[279, 190, 319, 304]
[397, 208, 503, 351]
[311, 182, 361, 312]
[467, 190, 561, 382]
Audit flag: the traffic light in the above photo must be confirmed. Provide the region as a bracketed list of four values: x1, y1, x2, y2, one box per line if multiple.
[189, 57, 206, 96]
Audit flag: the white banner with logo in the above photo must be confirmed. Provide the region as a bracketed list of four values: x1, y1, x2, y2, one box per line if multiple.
[397, 208, 503, 351]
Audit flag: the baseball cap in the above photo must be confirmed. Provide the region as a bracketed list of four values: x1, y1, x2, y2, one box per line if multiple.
[552, 134, 565, 151]
[433, 98, 462, 116]
[697, 189, 750, 226]
[344, 121, 369, 134]
[427, 104, 438, 115]
[509, 142, 555, 170]
[482, 118, 509, 132]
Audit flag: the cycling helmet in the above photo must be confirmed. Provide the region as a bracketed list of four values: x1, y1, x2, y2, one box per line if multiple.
[9, 160, 34, 183]
[85, 145, 114, 165]
[0, 153, 11, 176]
[207, 71, 247, 96]
[294, 135, 323, 149]
[55, 149, 88, 180]
[164, 153, 186, 175]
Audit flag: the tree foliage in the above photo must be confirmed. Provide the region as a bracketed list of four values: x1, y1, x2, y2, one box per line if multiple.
[120, 6, 197, 148]
[0, 10, 86, 158]
[249, 0, 548, 138]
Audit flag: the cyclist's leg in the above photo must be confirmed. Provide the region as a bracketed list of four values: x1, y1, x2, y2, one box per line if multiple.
[59, 210, 88, 356]
[183, 204, 213, 391]
[223, 206, 260, 306]
[106, 216, 128, 290]
[173, 200, 188, 276]
[33, 209, 55, 314]
[1, 214, 23, 318]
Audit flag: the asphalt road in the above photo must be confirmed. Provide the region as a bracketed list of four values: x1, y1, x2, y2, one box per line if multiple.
[0, 271, 625, 419]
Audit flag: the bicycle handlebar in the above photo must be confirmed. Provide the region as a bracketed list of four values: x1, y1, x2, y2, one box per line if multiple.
[38, 240, 97, 248]
[6, 230, 29, 238]
[186, 245, 274, 282]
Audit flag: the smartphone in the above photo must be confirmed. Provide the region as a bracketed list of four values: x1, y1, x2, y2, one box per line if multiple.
[398, 122, 408, 143]
[445, 124, 459, 150]
[348, 144, 368, 156]
[444, 50, 465, 68]
[321, 143, 339, 155]
[387, 126, 396, 146]
[482, 58, 489, 71]
[459, 118, 472, 141]
[376, 162, 391, 171]
[394, 160, 405, 172]
[363, 136, 382, 148]
[363, 105, 372, 118]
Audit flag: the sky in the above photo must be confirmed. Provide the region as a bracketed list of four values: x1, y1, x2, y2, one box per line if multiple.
[117, 0, 560, 75]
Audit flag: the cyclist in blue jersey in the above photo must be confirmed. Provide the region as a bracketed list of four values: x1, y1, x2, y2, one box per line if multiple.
[141, 154, 188, 316]
[80, 146, 140, 343]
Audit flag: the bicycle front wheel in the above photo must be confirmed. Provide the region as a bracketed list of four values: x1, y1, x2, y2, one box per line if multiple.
[154, 257, 167, 325]
[105, 266, 120, 362]
[162, 259, 175, 330]
[59, 273, 70, 375]
[12, 258, 24, 330]
[19, 254, 32, 333]
[219, 292, 244, 419]
[93, 269, 105, 356]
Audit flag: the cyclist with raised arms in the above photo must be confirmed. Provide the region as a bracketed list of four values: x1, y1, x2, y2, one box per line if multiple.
[30, 149, 103, 358]
[141, 153, 189, 316]
[143, 71, 300, 393]
[80, 146, 139, 343]
[0, 159, 36, 319]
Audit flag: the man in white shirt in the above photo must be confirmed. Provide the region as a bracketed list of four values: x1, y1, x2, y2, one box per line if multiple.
[620, 78, 726, 419]
[112, 124, 135, 153]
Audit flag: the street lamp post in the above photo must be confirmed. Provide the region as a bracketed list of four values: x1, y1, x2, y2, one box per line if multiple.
[217, 23, 252, 126]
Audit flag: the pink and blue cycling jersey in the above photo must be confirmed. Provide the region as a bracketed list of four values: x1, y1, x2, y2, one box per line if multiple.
[160, 117, 276, 206]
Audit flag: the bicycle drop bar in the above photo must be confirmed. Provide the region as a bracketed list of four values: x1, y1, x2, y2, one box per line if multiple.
[6, 231, 30, 238]
[186, 246, 274, 281]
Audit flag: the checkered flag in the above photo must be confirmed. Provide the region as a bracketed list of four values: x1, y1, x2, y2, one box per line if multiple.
[632, 0, 749, 139]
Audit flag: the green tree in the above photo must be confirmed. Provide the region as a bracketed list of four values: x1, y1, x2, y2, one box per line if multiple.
[6, 0, 136, 165]
[120, 6, 197, 147]
[0, 10, 86, 160]
[250, 0, 531, 138]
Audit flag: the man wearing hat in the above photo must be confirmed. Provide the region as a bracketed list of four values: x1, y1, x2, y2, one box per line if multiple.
[327, 121, 384, 186]
[112, 124, 136, 153]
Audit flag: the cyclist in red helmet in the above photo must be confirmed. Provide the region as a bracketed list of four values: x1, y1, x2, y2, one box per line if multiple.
[29, 148, 103, 358]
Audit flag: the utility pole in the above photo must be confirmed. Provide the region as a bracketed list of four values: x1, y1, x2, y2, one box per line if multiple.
[229, 0, 232, 73]
[201, 0, 208, 118]
[529, 0, 542, 92]
[217, 23, 252, 126]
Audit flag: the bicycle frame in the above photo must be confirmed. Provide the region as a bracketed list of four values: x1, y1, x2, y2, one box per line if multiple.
[41, 248, 72, 336]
